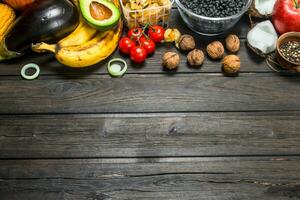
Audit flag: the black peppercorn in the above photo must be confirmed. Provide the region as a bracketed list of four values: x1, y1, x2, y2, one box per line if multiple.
[280, 41, 300, 64]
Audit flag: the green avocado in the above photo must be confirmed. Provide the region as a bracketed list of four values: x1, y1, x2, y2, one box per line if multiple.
[79, 0, 120, 31]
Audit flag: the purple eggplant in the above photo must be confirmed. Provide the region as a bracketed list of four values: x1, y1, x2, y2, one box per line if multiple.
[5, 0, 79, 54]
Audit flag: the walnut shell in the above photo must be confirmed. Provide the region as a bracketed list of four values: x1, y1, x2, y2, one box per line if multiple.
[225, 34, 240, 53]
[178, 34, 196, 51]
[162, 52, 180, 70]
[187, 49, 205, 67]
[223, 55, 241, 74]
[206, 41, 224, 59]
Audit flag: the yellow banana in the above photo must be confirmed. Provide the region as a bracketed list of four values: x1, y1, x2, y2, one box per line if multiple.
[32, 21, 123, 68]
[32, 0, 123, 67]
[57, 18, 97, 48]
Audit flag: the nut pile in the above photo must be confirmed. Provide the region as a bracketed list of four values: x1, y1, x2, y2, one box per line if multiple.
[163, 33, 205, 69]
[279, 40, 300, 64]
[205, 34, 241, 75]
[162, 30, 241, 75]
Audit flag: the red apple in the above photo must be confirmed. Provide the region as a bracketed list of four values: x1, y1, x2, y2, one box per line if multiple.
[273, 0, 300, 34]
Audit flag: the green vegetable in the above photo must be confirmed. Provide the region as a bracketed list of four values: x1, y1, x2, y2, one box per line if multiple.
[21, 63, 40, 80]
[4, 0, 79, 55]
[107, 58, 127, 77]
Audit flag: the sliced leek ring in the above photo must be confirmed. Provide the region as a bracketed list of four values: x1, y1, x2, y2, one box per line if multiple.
[107, 58, 127, 77]
[21, 63, 40, 80]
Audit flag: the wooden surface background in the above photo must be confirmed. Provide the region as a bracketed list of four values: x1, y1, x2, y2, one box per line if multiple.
[0, 8, 300, 200]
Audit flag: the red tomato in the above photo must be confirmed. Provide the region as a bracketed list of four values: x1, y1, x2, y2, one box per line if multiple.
[128, 27, 143, 42]
[148, 25, 165, 43]
[119, 37, 135, 55]
[130, 46, 147, 63]
[140, 36, 156, 54]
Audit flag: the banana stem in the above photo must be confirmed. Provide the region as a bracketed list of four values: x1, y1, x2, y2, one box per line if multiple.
[32, 42, 56, 53]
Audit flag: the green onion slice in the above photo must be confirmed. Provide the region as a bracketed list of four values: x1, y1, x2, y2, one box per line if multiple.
[107, 58, 127, 77]
[21, 63, 40, 80]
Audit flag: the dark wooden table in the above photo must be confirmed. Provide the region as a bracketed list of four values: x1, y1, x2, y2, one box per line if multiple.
[1, 8, 300, 200]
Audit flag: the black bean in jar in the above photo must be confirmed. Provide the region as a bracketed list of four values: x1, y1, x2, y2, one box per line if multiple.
[179, 0, 246, 17]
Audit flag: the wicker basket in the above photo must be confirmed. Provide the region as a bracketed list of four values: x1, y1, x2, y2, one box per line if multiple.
[120, 0, 174, 28]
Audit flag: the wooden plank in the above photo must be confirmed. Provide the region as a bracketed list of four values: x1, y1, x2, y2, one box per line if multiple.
[1, 112, 300, 158]
[0, 157, 299, 199]
[0, 12, 266, 76]
[0, 74, 299, 114]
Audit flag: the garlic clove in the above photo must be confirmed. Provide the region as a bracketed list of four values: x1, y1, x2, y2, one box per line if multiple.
[247, 20, 278, 55]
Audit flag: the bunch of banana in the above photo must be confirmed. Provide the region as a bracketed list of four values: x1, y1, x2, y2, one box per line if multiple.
[32, 0, 123, 68]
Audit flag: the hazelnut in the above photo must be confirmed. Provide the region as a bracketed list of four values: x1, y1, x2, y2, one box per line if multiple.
[162, 52, 180, 70]
[187, 49, 205, 67]
[223, 55, 240, 74]
[206, 41, 224, 59]
[225, 34, 240, 53]
[178, 34, 196, 51]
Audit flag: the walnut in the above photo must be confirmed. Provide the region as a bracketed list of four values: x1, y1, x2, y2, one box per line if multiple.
[187, 49, 205, 67]
[225, 34, 240, 53]
[178, 34, 196, 51]
[162, 52, 180, 70]
[206, 41, 224, 59]
[223, 55, 240, 74]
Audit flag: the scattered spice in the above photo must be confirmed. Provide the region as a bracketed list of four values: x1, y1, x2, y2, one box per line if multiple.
[279, 40, 300, 64]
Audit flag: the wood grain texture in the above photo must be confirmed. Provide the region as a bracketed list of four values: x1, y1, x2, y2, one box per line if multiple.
[0, 74, 299, 114]
[0, 7, 298, 200]
[0, 157, 299, 200]
[0, 11, 267, 76]
[1, 112, 300, 158]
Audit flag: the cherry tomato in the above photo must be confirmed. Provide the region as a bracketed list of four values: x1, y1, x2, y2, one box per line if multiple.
[130, 46, 147, 63]
[140, 36, 156, 54]
[148, 25, 165, 43]
[119, 37, 135, 55]
[128, 27, 143, 42]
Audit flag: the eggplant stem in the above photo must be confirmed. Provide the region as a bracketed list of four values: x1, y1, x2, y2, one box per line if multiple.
[32, 42, 56, 53]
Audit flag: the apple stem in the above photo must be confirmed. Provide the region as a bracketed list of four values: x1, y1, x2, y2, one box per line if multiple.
[294, 0, 299, 8]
